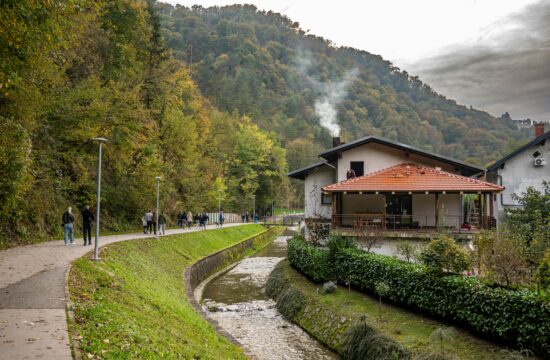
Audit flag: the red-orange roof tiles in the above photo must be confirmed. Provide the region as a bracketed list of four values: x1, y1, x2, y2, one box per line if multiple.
[322, 163, 504, 193]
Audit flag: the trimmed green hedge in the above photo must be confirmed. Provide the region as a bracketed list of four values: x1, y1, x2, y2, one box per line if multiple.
[287, 237, 550, 357]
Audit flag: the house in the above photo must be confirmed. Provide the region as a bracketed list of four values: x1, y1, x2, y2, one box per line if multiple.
[288, 136, 504, 235]
[486, 123, 550, 223]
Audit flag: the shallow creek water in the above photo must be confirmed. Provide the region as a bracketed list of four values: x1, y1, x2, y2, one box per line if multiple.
[201, 235, 338, 359]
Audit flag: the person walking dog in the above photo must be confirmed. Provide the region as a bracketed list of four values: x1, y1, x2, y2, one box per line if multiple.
[62, 206, 75, 246]
[81, 205, 94, 246]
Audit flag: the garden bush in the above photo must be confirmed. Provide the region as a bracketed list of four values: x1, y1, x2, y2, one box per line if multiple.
[287, 237, 333, 282]
[288, 237, 550, 357]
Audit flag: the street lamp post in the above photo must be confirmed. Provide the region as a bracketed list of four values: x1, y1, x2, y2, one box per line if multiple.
[155, 176, 161, 239]
[92, 137, 108, 261]
[252, 195, 256, 224]
[218, 190, 222, 225]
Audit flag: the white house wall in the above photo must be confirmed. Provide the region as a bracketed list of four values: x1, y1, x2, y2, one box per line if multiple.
[494, 140, 549, 223]
[412, 194, 461, 228]
[304, 167, 334, 219]
[337, 142, 457, 182]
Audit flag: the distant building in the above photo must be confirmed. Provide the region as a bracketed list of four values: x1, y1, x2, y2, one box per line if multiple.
[486, 122, 550, 223]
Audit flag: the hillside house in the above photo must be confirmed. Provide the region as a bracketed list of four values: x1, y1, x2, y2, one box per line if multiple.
[288, 136, 503, 235]
[486, 123, 550, 223]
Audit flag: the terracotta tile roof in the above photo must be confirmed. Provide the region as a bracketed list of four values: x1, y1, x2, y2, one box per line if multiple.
[322, 163, 504, 193]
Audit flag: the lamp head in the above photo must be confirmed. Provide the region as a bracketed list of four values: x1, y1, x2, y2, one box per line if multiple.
[155, 176, 161, 180]
[92, 137, 109, 143]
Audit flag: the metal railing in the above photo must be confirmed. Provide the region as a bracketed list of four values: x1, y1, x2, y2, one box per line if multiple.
[331, 214, 496, 233]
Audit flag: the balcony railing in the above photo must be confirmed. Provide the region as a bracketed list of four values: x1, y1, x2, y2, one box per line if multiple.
[331, 213, 496, 233]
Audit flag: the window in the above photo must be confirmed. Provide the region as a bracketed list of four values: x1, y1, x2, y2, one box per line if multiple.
[321, 193, 332, 205]
[350, 161, 364, 177]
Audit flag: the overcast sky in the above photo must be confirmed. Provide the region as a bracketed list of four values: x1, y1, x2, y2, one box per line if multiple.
[163, 0, 549, 122]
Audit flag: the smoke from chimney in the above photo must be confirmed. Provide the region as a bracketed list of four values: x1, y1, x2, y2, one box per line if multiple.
[293, 50, 357, 137]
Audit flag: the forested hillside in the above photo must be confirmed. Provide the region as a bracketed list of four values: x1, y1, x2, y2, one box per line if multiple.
[0, 0, 288, 246]
[157, 3, 529, 171]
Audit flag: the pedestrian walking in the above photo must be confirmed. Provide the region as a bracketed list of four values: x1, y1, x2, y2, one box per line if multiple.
[218, 210, 224, 228]
[141, 215, 147, 234]
[201, 213, 208, 230]
[81, 205, 94, 246]
[187, 211, 193, 228]
[245, 211, 249, 223]
[62, 206, 75, 245]
[182, 211, 187, 228]
[145, 210, 153, 234]
[158, 212, 166, 235]
[152, 211, 157, 235]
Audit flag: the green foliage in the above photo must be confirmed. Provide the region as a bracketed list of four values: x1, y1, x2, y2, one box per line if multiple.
[287, 236, 333, 282]
[535, 249, 550, 291]
[69, 225, 265, 359]
[157, 3, 528, 174]
[507, 183, 550, 271]
[276, 287, 305, 320]
[342, 316, 411, 360]
[419, 235, 470, 274]
[320, 281, 337, 294]
[395, 241, 420, 263]
[0, 0, 289, 247]
[287, 237, 550, 356]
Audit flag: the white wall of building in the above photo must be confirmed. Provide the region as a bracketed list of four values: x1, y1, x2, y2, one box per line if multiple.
[493, 140, 550, 222]
[304, 166, 334, 219]
[411, 194, 461, 227]
[337, 142, 457, 182]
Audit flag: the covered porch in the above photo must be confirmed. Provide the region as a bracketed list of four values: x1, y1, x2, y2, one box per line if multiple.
[323, 163, 503, 234]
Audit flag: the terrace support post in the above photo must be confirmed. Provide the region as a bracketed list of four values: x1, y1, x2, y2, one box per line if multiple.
[478, 193, 483, 229]
[489, 193, 494, 229]
[383, 193, 387, 230]
[435, 192, 440, 229]
[331, 193, 337, 228]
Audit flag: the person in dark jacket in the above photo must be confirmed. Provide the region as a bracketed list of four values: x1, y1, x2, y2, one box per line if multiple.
[81, 205, 94, 246]
[158, 212, 166, 235]
[62, 207, 75, 246]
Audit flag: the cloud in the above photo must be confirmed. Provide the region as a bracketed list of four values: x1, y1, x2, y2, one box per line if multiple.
[406, 0, 550, 122]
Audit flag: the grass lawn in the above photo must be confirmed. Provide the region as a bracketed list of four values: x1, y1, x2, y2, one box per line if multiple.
[282, 260, 518, 360]
[68, 224, 267, 359]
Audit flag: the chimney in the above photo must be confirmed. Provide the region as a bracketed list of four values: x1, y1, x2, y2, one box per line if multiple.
[332, 136, 341, 148]
[534, 122, 545, 138]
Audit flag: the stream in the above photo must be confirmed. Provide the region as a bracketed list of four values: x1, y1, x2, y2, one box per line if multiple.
[201, 235, 338, 359]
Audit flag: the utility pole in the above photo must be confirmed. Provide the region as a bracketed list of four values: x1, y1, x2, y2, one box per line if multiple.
[218, 190, 222, 226]
[92, 137, 108, 261]
[155, 176, 161, 239]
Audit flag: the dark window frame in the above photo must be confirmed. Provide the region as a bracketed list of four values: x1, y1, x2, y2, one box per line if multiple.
[350, 161, 365, 177]
[321, 193, 332, 206]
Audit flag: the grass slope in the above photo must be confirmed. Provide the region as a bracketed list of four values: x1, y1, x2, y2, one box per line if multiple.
[68, 225, 266, 359]
[276, 260, 519, 359]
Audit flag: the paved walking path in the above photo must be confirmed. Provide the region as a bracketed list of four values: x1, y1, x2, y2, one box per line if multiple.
[0, 223, 244, 359]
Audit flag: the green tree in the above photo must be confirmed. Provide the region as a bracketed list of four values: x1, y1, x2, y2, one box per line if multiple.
[420, 235, 470, 274]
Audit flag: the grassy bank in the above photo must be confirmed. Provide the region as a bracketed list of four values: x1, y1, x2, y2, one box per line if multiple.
[268, 260, 525, 360]
[68, 224, 272, 359]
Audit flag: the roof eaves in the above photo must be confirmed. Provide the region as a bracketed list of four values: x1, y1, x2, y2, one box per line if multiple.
[287, 161, 332, 179]
[487, 131, 550, 171]
[318, 135, 483, 174]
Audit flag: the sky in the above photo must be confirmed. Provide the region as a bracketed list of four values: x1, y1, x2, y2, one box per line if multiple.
[163, 0, 550, 122]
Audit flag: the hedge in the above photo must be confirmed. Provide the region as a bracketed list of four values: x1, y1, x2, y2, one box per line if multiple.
[287, 237, 550, 357]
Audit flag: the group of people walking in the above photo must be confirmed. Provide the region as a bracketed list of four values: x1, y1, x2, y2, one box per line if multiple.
[60, 205, 232, 246]
[141, 210, 167, 235]
[61, 205, 94, 246]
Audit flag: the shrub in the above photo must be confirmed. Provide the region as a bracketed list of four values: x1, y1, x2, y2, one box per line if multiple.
[341, 316, 410, 360]
[287, 236, 333, 282]
[320, 281, 337, 294]
[535, 249, 550, 292]
[395, 241, 420, 262]
[276, 287, 305, 320]
[265, 261, 287, 299]
[287, 237, 550, 356]
[419, 235, 470, 274]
